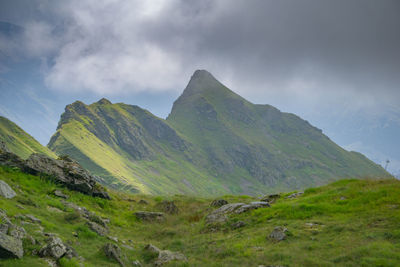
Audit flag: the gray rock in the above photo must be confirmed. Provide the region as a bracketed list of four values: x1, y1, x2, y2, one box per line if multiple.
[64, 244, 78, 259]
[26, 214, 42, 224]
[53, 190, 69, 199]
[0, 209, 12, 235]
[88, 213, 109, 227]
[205, 203, 245, 224]
[138, 199, 148, 205]
[0, 232, 24, 258]
[132, 260, 142, 266]
[103, 243, 125, 267]
[8, 225, 26, 240]
[210, 199, 228, 207]
[235, 202, 270, 214]
[286, 192, 303, 199]
[269, 226, 288, 241]
[86, 221, 108, 236]
[107, 236, 119, 242]
[144, 244, 187, 266]
[25, 153, 110, 199]
[39, 236, 67, 259]
[0, 180, 16, 199]
[135, 211, 165, 222]
[260, 194, 280, 203]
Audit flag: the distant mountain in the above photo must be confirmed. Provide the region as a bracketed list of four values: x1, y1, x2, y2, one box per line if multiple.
[48, 70, 388, 195]
[0, 116, 55, 159]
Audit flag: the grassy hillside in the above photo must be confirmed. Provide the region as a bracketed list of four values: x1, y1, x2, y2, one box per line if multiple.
[48, 99, 227, 196]
[0, 116, 56, 159]
[1, 166, 399, 266]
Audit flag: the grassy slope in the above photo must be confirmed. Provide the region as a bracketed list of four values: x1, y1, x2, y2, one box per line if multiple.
[0, 116, 56, 159]
[167, 70, 388, 194]
[48, 102, 227, 196]
[1, 166, 399, 266]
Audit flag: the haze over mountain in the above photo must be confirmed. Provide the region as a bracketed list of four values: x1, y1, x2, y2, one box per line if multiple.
[45, 70, 388, 195]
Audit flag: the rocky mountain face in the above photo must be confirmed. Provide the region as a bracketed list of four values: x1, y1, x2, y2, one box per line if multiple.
[47, 70, 388, 195]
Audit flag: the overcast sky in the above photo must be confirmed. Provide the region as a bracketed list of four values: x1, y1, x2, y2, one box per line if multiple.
[0, 0, 399, 173]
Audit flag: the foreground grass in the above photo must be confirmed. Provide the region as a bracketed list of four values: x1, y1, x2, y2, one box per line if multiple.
[0, 166, 399, 266]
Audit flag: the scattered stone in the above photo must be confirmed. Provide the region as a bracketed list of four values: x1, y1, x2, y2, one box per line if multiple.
[132, 260, 142, 266]
[39, 236, 67, 259]
[138, 199, 148, 205]
[103, 243, 125, 267]
[64, 244, 78, 259]
[135, 211, 165, 222]
[0, 232, 24, 258]
[0, 209, 12, 234]
[121, 244, 134, 250]
[72, 232, 78, 237]
[231, 221, 246, 229]
[16, 204, 25, 210]
[88, 213, 109, 228]
[205, 203, 245, 224]
[144, 244, 187, 266]
[86, 221, 108, 236]
[53, 190, 69, 199]
[286, 192, 303, 199]
[210, 199, 228, 207]
[269, 226, 288, 242]
[26, 235, 36, 245]
[0, 180, 16, 199]
[61, 200, 90, 218]
[44, 258, 57, 267]
[260, 194, 280, 203]
[25, 214, 42, 224]
[235, 202, 270, 214]
[340, 196, 346, 200]
[158, 200, 179, 214]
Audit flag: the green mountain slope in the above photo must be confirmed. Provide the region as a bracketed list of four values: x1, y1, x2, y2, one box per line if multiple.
[0, 116, 56, 159]
[167, 70, 388, 193]
[48, 70, 388, 195]
[1, 165, 399, 266]
[48, 99, 227, 195]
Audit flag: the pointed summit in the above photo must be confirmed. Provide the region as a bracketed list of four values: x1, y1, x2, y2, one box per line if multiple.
[181, 69, 226, 97]
[97, 98, 112, 105]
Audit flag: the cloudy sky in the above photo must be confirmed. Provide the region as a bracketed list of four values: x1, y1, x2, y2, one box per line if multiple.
[0, 0, 399, 174]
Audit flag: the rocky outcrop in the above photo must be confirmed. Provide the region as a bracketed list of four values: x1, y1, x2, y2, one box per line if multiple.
[53, 190, 69, 199]
[25, 153, 110, 199]
[135, 211, 165, 222]
[0, 180, 16, 199]
[86, 221, 108, 236]
[144, 244, 187, 266]
[210, 199, 228, 207]
[39, 236, 67, 259]
[103, 243, 125, 267]
[260, 194, 280, 203]
[205, 202, 270, 224]
[286, 192, 303, 199]
[0, 232, 23, 259]
[0, 141, 10, 153]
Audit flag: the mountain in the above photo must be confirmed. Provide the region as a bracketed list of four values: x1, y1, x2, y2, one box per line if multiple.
[48, 70, 388, 195]
[0, 116, 55, 159]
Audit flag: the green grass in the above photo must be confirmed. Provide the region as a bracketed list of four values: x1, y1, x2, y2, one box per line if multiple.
[1, 166, 399, 266]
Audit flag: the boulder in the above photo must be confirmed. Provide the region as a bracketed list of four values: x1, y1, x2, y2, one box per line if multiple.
[144, 244, 186, 266]
[135, 211, 165, 222]
[210, 199, 228, 207]
[53, 190, 69, 199]
[103, 243, 125, 267]
[0, 180, 16, 199]
[39, 236, 67, 259]
[235, 202, 270, 214]
[0, 151, 26, 169]
[269, 226, 288, 241]
[158, 200, 179, 214]
[8, 225, 26, 240]
[231, 221, 246, 229]
[86, 221, 108, 236]
[0, 209, 12, 235]
[0, 232, 24, 259]
[286, 192, 303, 199]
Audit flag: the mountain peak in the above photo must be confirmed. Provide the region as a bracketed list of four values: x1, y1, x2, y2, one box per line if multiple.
[97, 98, 112, 105]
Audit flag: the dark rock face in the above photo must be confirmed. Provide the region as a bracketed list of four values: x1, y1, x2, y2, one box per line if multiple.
[25, 153, 110, 199]
[135, 211, 165, 222]
[210, 199, 228, 207]
[103, 243, 125, 267]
